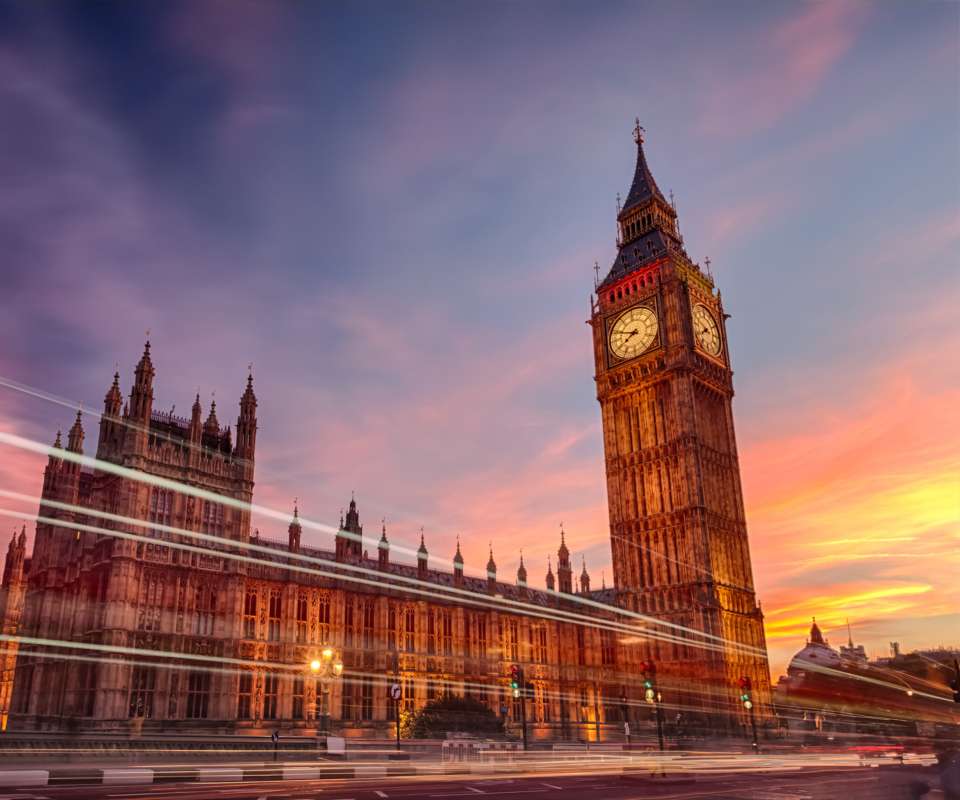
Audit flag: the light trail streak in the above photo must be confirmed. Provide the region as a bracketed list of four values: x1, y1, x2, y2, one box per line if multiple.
[790, 658, 952, 704]
[0, 471, 769, 659]
[0, 504, 757, 684]
[0, 376, 99, 419]
[0, 391, 769, 659]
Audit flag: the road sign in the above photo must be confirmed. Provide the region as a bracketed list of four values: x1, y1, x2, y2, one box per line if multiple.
[389, 684, 402, 701]
[500, 705, 508, 715]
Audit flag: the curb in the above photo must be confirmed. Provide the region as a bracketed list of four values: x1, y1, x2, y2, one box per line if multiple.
[0, 762, 527, 788]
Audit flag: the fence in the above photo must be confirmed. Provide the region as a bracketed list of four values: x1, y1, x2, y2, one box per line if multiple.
[441, 742, 524, 764]
[551, 743, 625, 762]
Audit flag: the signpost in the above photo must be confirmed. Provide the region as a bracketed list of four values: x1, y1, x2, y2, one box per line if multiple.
[389, 683, 402, 750]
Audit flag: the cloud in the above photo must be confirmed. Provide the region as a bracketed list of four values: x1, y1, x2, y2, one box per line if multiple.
[695, 3, 871, 138]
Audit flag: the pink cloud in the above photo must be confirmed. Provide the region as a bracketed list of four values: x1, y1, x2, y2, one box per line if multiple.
[696, 3, 871, 138]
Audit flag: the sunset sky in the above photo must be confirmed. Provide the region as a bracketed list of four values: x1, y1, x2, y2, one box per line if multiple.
[0, 2, 956, 679]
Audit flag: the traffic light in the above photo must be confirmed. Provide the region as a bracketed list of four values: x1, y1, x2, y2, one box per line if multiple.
[509, 664, 521, 698]
[641, 661, 656, 701]
[952, 660, 960, 703]
[738, 676, 753, 709]
[619, 693, 628, 716]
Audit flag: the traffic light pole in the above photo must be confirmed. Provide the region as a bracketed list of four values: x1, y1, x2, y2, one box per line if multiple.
[520, 668, 529, 752]
[749, 701, 759, 754]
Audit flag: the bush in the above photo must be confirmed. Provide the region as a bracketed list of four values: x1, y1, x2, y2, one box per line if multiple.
[401, 695, 505, 739]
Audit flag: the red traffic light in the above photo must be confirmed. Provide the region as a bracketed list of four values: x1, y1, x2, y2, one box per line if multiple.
[621, 694, 628, 704]
[640, 661, 655, 675]
[738, 676, 752, 692]
[510, 664, 520, 680]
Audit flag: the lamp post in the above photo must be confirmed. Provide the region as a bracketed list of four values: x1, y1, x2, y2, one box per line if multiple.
[311, 650, 343, 738]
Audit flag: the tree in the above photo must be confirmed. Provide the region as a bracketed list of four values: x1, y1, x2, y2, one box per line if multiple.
[401, 695, 505, 739]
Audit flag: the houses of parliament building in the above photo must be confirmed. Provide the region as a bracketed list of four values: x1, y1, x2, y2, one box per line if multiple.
[0, 128, 771, 739]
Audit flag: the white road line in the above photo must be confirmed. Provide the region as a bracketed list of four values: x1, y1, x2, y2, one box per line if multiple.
[466, 790, 484, 795]
[375, 792, 388, 798]
[542, 784, 563, 790]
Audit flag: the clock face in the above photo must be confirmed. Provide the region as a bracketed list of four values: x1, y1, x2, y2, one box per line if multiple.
[609, 306, 658, 360]
[692, 304, 721, 355]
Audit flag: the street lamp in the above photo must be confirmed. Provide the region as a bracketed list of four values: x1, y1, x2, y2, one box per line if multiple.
[311, 649, 343, 737]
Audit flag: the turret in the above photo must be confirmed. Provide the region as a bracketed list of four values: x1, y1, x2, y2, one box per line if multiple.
[203, 398, 219, 436]
[417, 531, 428, 582]
[486, 545, 497, 595]
[453, 536, 464, 590]
[378, 521, 390, 576]
[128, 340, 154, 425]
[235, 372, 258, 460]
[42, 427, 63, 493]
[545, 556, 555, 592]
[2, 527, 26, 587]
[580, 556, 590, 596]
[557, 526, 572, 594]
[288, 502, 301, 554]
[98, 370, 124, 457]
[189, 392, 203, 444]
[517, 551, 528, 601]
[104, 370, 122, 416]
[66, 409, 84, 455]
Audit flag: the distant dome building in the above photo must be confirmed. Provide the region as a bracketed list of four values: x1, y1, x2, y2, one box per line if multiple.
[789, 618, 842, 671]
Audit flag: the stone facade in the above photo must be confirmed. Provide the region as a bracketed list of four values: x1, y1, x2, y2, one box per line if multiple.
[590, 126, 772, 724]
[1, 130, 772, 738]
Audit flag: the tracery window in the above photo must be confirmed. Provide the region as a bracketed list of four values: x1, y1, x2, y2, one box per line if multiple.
[318, 592, 331, 644]
[264, 672, 279, 719]
[237, 671, 253, 719]
[576, 626, 586, 666]
[292, 674, 305, 719]
[402, 677, 414, 713]
[476, 615, 487, 659]
[295, 592, 308, 643]
[137, 573, 164, 632]
[508, 619, 519, 662]
[344, 602, 355, 648]
[361, 676, 374, 720]
[600, 628, 616, 666]
[128, 666, 156, 718]
[427, 613, 436, 655]
[534, 624, 547, 664]
[193, 583, 217, 636]
[201, 500, 223, 538]
[268, 590, 282, 641]
[387, 603, 397, 652]
[362, 601, 375, 649]
[243, 590, 257, 639]
[441, 610, 453, 656]
[185, 670, 210, 719]
[149, 488, 172, 539]
[403, 607, 415, 653]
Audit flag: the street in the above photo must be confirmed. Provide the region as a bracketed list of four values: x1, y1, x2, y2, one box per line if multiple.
[0, 766, 938, 800]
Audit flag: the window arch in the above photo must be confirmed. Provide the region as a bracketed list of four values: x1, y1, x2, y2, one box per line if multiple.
[137, 573, 164, 631]
[201, 500, 223, 539]
[149, 488, 172, 539]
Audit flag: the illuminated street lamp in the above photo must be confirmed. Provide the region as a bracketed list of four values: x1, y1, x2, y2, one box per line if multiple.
[311, 649, 343, 737]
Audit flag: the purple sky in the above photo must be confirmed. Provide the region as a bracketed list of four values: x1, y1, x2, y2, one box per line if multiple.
[0, 2, 957, 677]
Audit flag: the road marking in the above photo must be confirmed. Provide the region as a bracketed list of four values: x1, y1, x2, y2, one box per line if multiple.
[375, 793, 388, 798]
[541, 784, 562, 790]
[466, 791, 484, 796]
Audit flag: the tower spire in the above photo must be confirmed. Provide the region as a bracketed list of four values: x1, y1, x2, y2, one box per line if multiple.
[598, 123, 685, 289]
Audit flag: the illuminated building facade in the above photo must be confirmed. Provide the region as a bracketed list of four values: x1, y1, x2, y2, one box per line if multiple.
[1, 128, 772, 738]
[589, 124, 771, 722]
[3, 345, 624, 737]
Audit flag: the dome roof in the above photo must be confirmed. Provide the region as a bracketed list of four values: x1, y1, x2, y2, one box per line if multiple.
[790, 641, 842, 670]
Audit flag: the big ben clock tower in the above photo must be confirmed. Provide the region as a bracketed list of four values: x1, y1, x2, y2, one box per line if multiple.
[590, 123, 771, 721]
